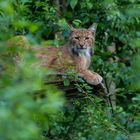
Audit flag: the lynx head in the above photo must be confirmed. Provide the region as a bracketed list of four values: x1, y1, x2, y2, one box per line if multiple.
[69, 23, 97, 57]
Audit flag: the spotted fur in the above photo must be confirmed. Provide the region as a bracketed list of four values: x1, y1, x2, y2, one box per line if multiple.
[34, 24, 102, 85]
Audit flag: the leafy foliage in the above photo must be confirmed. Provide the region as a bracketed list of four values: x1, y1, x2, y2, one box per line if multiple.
[0, 0, 140, 140]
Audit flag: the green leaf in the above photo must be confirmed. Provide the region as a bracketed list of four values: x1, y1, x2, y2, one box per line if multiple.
[63, 79, 70, 86]
[72, 19, 82, 27]
[130, 133, 140, 140]
[70, 0, 78, 9]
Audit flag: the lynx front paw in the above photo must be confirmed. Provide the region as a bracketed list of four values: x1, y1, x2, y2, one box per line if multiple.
[85, 72, 103, 85]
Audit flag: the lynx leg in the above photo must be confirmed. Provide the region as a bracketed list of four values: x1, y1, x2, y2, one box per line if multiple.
[89, 71, 103, 85]
[78, 70, 103, 85]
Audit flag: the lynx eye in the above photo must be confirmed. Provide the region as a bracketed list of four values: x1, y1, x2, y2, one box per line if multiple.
[75, 37, 80, 40]
[85, 37, 89, 40]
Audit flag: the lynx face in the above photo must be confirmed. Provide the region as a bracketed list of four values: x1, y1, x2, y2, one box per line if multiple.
[69, 27, 96, 57]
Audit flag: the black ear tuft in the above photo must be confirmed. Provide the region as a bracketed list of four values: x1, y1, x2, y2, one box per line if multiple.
[67, 24, 77, 33]
[70, 27, 77, 33]
[88, 23, 97, 35]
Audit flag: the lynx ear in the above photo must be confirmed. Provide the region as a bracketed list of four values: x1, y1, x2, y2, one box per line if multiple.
[70, 26, 77, 32]
[68, 24, 77, 33]
[88, 23, 97, 35]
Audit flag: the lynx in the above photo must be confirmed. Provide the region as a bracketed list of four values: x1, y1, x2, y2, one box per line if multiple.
[8, 24, 102, 85]
[32, 24, 103, 85]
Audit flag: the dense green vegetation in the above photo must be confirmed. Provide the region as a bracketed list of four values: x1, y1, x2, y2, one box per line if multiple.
[0, 0, 140, 140]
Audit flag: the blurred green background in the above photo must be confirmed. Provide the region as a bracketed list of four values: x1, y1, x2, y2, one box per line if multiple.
[0, 0, 140, 140]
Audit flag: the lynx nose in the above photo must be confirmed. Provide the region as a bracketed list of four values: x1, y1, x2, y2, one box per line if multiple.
[80, 44, 84, 48]
[79, 44, 86, 49]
